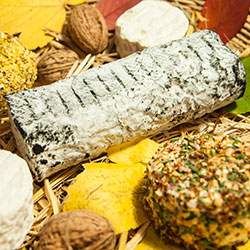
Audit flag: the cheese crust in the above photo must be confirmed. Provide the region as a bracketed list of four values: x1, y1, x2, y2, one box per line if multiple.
[144, 134, 250, 249]
[6, 30, 246, 181]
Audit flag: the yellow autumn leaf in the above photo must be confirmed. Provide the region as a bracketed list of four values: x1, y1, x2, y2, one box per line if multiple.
[63, 162, 149, 234]
[135, 224, 183, 250]
[237, 240, 250, 250]
[0, 0, 85, 50]
[67, 0, 85, 4]
[108, 138, 160, 165]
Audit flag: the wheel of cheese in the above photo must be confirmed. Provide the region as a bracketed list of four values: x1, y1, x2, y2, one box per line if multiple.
[115, 0, 189, 57]
[0, 150, 33, 249]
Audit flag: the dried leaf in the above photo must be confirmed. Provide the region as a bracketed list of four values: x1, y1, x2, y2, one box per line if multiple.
[135, 224, 182, 250]
[226, 57, 250, 114]
[108, 138, 160, 165]
[0, 0, 85, 50]
[96, 0, 141, 30]
[198, 0, 250, 43]
[63, 162, 148, 234]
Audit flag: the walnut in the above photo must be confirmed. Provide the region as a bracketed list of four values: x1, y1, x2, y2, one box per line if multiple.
[38, 210, 116, 250]
[37, 48, 79, 85]
[68, 4, 108, 54]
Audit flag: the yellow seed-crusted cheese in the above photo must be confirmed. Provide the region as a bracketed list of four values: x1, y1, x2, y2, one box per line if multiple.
[0, 32, 37, 108]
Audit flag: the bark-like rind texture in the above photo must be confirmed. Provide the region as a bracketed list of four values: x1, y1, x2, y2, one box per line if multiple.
[6, 30, 246, 181]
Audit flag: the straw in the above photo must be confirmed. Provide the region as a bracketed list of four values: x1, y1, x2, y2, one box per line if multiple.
[117, 231, 128, 250]
[125, 221, 151, 250]
[1, 0, 249, 249]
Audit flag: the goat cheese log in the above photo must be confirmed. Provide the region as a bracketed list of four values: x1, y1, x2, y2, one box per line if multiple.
[5, 30, 245, 181]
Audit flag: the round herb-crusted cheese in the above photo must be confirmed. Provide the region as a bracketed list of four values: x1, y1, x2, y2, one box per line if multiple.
[144, 134, 250, 249]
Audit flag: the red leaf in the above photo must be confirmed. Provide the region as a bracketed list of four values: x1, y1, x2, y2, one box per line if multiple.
[96, 0, 142, 31]
[198, 0, 250, 43]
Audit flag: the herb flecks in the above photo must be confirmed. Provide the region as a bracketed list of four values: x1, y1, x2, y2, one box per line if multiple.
[145, 133, 250, 250]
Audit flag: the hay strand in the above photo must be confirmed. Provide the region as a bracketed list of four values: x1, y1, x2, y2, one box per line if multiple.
[44, 179, 60, 215]
[117, 231, 128, 250]
[2, 1, 250, 249]
[125, 221, 151, 250]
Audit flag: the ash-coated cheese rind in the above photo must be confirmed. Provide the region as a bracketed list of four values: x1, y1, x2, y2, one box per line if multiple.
[0, 150, 33, 249]
[6, 30, 246, 181]
[115, 0, 189, 57]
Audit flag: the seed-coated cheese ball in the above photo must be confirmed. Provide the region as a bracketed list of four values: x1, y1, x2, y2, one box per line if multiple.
[0, 32, 37, 108]
[144, 134, 250, 249]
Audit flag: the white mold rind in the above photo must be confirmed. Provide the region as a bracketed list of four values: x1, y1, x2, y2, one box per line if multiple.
[0, 150, 33, 249]
[115, 0, 189, 57]
[6, 30, 246, 181]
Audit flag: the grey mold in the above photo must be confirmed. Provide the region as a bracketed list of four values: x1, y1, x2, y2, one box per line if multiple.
[5, 30, 246, 181]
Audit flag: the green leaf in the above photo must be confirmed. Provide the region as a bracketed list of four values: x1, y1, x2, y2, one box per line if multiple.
[226, 57, 250, 114]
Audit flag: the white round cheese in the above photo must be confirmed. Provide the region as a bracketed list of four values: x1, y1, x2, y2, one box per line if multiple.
[115, 0, 189, 57]
[0, 150, 33, 249]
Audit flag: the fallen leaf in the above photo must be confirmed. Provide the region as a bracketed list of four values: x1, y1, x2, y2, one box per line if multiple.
[108, 138, 160, 165]
[67, 0, 85, 4]
[0, 0, 85, 50]
[96, 0, 141, 30]
[238, 240, 250, 250]
[198, 0, 250, 43]
[225, 57, 250, 114]
[63, 162, 148, 234]
[135, 224, 182, 250]
[136, 224, 250, 250]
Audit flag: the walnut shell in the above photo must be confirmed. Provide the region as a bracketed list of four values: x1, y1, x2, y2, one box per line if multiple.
[68, 4, 108, 54]
[38, 210, 116, 250]
[37, 48, 79, 85]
